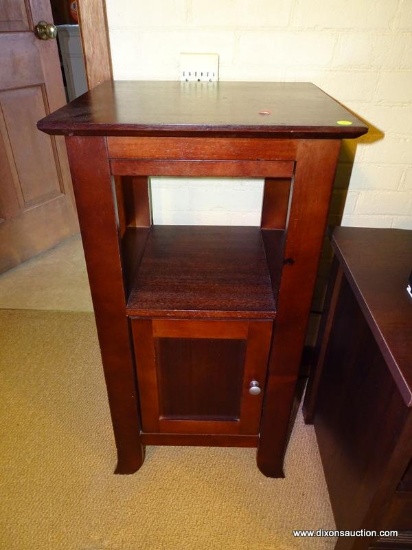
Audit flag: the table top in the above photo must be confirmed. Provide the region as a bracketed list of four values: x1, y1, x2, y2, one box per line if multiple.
[37, 80, 368, 139]
[331, 227, 412, 407]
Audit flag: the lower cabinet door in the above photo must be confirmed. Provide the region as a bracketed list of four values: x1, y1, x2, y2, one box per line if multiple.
[131, 318, 273, 436]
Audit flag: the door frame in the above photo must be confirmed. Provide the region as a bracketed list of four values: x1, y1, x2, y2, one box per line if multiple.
[77, 0, 112, 89]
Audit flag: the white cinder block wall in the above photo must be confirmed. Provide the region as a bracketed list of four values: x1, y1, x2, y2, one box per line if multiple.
[106, 0, 412, 229]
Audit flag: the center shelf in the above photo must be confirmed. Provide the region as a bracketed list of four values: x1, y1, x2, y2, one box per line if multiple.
[125, 225, 281, 319]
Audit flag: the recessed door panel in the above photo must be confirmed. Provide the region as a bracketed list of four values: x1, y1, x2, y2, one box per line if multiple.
[0, 0, 29, 32]
[1, 86, 63, 207]
[156, 337, 246, 421]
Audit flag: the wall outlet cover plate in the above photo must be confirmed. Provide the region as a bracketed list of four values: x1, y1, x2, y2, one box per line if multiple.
[180, 53, 219, 82]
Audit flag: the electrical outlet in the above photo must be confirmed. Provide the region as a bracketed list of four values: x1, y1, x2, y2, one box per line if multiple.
[180, 53, 219, 82]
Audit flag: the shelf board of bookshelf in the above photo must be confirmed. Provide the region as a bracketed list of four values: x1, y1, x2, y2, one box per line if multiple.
[126, 225, 280, 319]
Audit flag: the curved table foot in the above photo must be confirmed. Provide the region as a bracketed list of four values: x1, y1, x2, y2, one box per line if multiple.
[114, 445, 146, 475]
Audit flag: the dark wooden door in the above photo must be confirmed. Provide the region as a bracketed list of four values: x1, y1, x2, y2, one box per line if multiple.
[0, 0, 78, 273]
[131, 318, 273, 436]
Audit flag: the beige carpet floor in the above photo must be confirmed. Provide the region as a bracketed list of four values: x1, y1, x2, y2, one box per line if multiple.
[0, 236, 93, 312]
[0, 238, 336, 550]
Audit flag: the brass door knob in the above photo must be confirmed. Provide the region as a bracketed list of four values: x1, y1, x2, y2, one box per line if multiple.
[35, 21, 58, 40]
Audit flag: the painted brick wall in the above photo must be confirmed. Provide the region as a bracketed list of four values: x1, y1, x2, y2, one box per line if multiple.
[106, 0, 412, 229]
